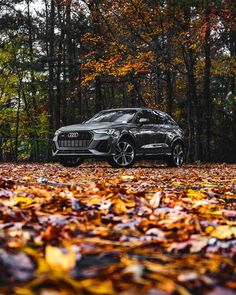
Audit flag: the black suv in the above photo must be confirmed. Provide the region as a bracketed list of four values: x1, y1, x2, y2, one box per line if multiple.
[52, 108, 184, 168]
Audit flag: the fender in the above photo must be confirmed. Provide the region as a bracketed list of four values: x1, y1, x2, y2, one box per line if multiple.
[118, 130, 136, 146]
[171, 137, 185, 150]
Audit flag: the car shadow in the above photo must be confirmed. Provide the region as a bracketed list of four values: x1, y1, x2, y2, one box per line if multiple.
[78, 160, 169, 169]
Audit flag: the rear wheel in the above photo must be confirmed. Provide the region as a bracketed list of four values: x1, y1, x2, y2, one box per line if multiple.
[59, 157, 84, 167]
[167, 142, 184, 167]
[108, 140, 135, 168]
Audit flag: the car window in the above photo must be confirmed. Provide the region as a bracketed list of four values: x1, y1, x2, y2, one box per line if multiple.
[135, 110, 166, 124]
[165, 114, 178, 126]
[87, 110, 136, 123]
[135, 110, 151, 123]
[152, 111, 166, 124]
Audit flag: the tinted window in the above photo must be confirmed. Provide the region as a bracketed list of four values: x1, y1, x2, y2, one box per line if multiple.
[152, 111, 166, 124]
[135, 110, 152, 123]
[164, 114, 177, 125]
[135, 110, 167, 124]
[87, 110, 137, 123]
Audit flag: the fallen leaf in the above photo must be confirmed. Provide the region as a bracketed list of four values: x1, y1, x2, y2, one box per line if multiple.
[177, 271, 199, 282]
[80, 279, 115, 294]
[210, 226, 236, 240]
[110, 198, 127, 215]
[45, 246, 76, 272]
[0, 251, 35, 284]
[149, 191, 162, 208]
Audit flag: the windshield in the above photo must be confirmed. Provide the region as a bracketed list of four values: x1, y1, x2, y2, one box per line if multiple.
[86, 110, 137, 123]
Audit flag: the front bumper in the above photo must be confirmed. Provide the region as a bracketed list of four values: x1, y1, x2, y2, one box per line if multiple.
[52, 132, 118, 158]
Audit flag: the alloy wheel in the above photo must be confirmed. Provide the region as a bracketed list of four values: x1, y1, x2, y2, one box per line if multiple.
[173, 144, 184, 166]
[113, 141, 135, 167]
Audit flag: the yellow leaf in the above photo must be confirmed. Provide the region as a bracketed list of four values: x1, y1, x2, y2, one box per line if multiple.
[210, 225, 236, 240]
[80, 279, 115, 295]
[205, 226, 215, 234]
[110, 198, 127, 215]
[45, 245, 76, 271]
[187, 189, 206, 199]
[14, 197, 35, 205]
[121, 175, 135, 181]
[171, 181, 182, 186]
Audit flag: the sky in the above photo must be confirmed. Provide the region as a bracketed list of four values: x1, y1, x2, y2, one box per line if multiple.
[15, 0, 44, 14]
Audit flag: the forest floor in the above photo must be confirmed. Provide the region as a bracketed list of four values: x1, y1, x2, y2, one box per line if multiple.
[0, 162, 235, 295]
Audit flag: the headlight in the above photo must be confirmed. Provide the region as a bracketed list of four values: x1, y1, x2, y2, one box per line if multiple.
[93, 129, 116, 135]
[54, 129, 61, 136]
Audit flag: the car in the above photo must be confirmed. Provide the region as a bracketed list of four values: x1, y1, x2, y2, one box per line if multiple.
[52, 108, 184, 168]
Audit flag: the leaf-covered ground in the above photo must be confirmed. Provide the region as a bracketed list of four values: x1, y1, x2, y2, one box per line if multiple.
[0, 162, 236, 295]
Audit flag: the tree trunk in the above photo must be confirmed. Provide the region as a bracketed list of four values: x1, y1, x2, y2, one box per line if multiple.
[78, 64, 83, 119]
[187, 48, 202, 161]
[55, 1, 64, 129]
[62, 28, 68, 125]
[203, 0, 212, 161]
[95, 76, 102, 112]
[26, 0, 37, 110]
[15, 90, 21, 161]
[48, 0, 55, 130]
[26, 0, 39, 160]
[66, 0, 76, 123]
[123, 84, 128, 107]
[230, 23, 236, 162]
[166, 69, 173, 116]
[46, 0, 55, 160]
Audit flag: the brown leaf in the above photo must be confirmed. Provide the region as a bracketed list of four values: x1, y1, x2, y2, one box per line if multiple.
[110, 198, 127, 215]
[0, 251, 35, 284]
[149, 191, 162, 209]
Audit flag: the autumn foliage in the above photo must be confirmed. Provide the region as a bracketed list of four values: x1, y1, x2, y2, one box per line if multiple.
[0, 162, 235, 294]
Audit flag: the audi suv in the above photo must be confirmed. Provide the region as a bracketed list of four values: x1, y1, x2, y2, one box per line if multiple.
[52, 108, 184, 168]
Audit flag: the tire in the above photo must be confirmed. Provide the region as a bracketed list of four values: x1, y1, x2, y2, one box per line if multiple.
[167, 142, 184, 167]
[59, 157, 84, 167]
[108, 140, 136, 168]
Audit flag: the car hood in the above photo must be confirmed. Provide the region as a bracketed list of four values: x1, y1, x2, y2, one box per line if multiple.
[58, 122, 134, 132]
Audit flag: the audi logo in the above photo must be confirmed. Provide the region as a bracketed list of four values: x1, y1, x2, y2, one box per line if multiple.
[68, 132, 79, 138]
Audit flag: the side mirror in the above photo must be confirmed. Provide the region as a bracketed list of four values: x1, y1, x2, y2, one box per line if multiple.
[138, 118, 150, 125]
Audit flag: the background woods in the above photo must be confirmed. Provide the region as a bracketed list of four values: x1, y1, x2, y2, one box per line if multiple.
[0, 0, 235, 162]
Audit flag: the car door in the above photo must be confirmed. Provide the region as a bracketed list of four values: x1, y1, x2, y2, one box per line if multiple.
[152, 111, 170, 153]
[160, 114, 180, 153]
[134, 110, 160, 155]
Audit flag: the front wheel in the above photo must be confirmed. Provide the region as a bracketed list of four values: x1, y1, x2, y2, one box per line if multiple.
[59, 157, 84, 167]
[108, 140, 135, 168]
[167, 142, 184, 167]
